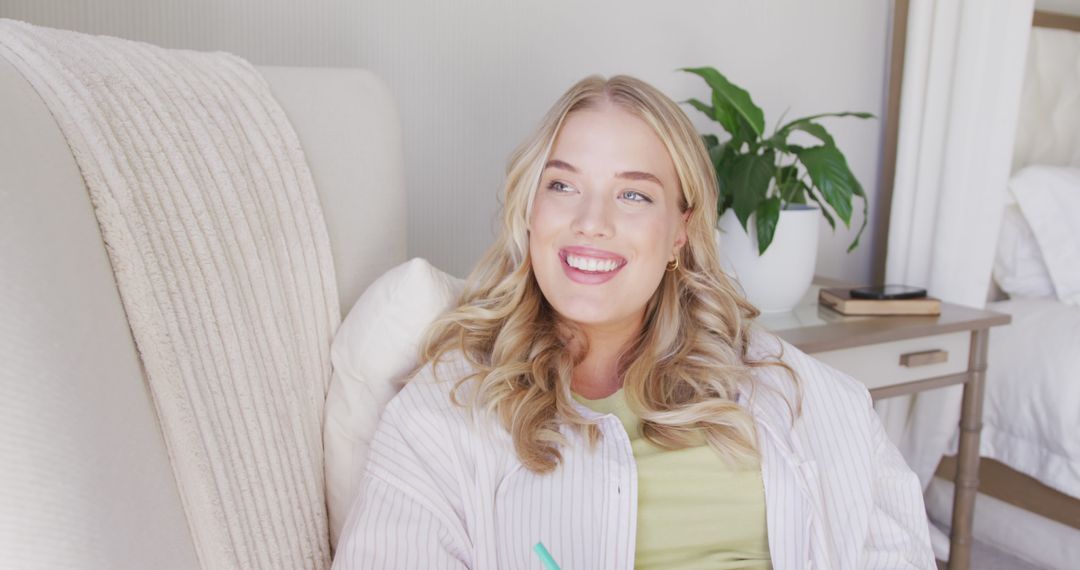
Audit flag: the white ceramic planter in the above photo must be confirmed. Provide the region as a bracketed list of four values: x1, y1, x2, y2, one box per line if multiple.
[716, 205, 820, 313]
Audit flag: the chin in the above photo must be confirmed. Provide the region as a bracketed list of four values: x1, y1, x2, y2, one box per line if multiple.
[548, 296, 638, 330]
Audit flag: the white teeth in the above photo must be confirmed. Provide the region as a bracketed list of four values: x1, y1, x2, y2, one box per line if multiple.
[566, 254, 620, 272]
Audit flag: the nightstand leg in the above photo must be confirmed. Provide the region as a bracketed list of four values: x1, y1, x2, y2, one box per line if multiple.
[948, 329, 989, 570]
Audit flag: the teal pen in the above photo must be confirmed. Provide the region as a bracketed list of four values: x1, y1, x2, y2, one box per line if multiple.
[533, 542, 561, 570]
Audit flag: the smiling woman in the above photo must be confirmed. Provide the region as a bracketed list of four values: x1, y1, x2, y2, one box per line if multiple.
[332, 75, 935, 570]
[419, 76, 767, 473]
[530, 105, 691, 398]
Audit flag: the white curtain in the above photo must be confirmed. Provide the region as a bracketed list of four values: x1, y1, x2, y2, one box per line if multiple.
[879, 0, 1034, 489]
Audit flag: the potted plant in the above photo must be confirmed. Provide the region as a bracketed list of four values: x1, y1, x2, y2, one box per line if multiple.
[681, 66, 873, 312]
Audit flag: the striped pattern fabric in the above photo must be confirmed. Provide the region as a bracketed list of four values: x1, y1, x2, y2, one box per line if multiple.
[0, 20, 339, 569]
[333, 329, 936, 569]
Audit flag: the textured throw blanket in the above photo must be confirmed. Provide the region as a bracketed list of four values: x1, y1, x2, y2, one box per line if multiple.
[0, 20, 339, 569]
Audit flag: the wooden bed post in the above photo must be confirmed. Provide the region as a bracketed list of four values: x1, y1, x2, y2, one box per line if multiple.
[949, 329, 989, 570]
[872, 0, 910, 284]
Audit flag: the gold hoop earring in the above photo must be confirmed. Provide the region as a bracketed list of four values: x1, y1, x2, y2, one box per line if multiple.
[666, 257, 679, 272]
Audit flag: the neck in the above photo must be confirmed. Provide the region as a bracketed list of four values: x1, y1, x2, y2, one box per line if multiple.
[571, 314, 643, 399]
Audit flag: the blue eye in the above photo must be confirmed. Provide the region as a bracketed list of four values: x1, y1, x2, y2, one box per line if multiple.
[621, 190, 653, 203]
[548, 181, 574, 193]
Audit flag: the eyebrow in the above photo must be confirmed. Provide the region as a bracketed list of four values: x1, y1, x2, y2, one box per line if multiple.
[544, 159, 664, 187]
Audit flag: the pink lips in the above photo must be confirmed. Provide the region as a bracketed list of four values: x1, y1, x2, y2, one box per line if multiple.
[558, 246, 627, 285]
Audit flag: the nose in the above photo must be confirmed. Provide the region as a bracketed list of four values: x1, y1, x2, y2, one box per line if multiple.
[570, 189, 614, 239]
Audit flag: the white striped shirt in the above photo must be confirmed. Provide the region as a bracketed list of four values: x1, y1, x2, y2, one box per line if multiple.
[332, 330, 935, 569]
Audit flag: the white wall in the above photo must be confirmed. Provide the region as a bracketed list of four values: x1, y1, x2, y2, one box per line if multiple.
[2, 0, 893, 283]
[358, 0, 891, 281]
[0, 0, 360, 66]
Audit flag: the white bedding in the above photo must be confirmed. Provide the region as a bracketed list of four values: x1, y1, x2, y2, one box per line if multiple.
[925, 477, 1080, 569]
[979, 297, 1080, 498]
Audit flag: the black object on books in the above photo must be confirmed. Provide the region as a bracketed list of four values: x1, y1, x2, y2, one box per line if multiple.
[849, 284, 927, 300]
[819, 287, 941, 316]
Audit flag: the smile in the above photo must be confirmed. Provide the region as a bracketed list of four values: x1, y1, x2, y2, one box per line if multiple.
[558, 247, 627, 284]
[565, 254, 620, 272]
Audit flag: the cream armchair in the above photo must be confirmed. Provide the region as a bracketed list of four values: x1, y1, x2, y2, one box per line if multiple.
[0, 59, 407, 569]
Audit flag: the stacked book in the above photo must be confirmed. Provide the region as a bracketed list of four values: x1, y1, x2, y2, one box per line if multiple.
[818, 288, 941, 316]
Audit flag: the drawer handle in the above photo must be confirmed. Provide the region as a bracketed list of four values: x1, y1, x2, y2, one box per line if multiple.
[899, 349, 949, 367]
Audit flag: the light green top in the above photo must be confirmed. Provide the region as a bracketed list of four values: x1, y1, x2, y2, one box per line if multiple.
[574, 389, 772, 570]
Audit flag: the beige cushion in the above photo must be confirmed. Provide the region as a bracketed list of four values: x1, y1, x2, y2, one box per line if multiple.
[0, 59, 407, 568]
[324, 258, 463, 549]
[261, 66, 408, 314]
[0, 55, 201, 569]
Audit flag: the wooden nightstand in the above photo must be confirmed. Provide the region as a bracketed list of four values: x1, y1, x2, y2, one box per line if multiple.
[757, 280, 1010, 570]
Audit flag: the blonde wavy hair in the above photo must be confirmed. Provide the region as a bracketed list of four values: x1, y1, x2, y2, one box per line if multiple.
[420, 74, 797, 474]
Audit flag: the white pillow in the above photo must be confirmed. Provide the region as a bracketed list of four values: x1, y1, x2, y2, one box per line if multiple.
[1010, 166, 1080, 306]
[324, 258, 463, 549]
[992, 203, 1055, 298]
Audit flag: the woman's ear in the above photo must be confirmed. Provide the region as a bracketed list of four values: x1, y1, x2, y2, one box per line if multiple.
[674, 208, 692, 250]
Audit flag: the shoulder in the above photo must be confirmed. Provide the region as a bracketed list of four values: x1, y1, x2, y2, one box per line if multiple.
[381, 350, 475, 423]
[744, 327, 885, 489]
[378, 350, 507, 445]
[746, 326, 870, 405]
[743, 326, 875, 430]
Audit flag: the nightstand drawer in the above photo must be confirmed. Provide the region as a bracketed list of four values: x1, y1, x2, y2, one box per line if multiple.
[811, 332, 971, 390]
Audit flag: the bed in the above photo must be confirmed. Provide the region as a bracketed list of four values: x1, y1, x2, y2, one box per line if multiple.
[923, 14, 1080, 569]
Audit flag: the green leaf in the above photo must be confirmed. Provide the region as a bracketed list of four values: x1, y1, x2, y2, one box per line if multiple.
[701, 133, 720, 149]
[711, 92, 736, 139]
[847, 191, 868, 252]
[709, 142, 731, 177]
[804, 189, 837, 230]
[708, 142, 727, 164]
[770, 112, 873, 151]
[685, 98, 714, 121]
[755, 197, 782, 254]
[791, 122, 836, 147]
[777, 167, 809, 204]
[712, 90, 755, 147]
[776, 164, 799, 181]
[728, 153, 774, 230]
[847, 213, 867, 253]
[788, 184, 808, 204]
[681, 67, 765, 138]
[850, 173, 867, 197]
[775, 164, 813, 204]
[795, 145, 857, 226]
[776, 111, 874, 136]
[774, 165, 799, 199]
[714, 149, 735, 213]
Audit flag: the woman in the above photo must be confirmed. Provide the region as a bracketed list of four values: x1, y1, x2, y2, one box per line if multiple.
[333, 75, 934, 569]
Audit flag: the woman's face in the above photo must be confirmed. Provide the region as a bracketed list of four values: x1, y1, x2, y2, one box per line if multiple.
[529, 104, 688, 334]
